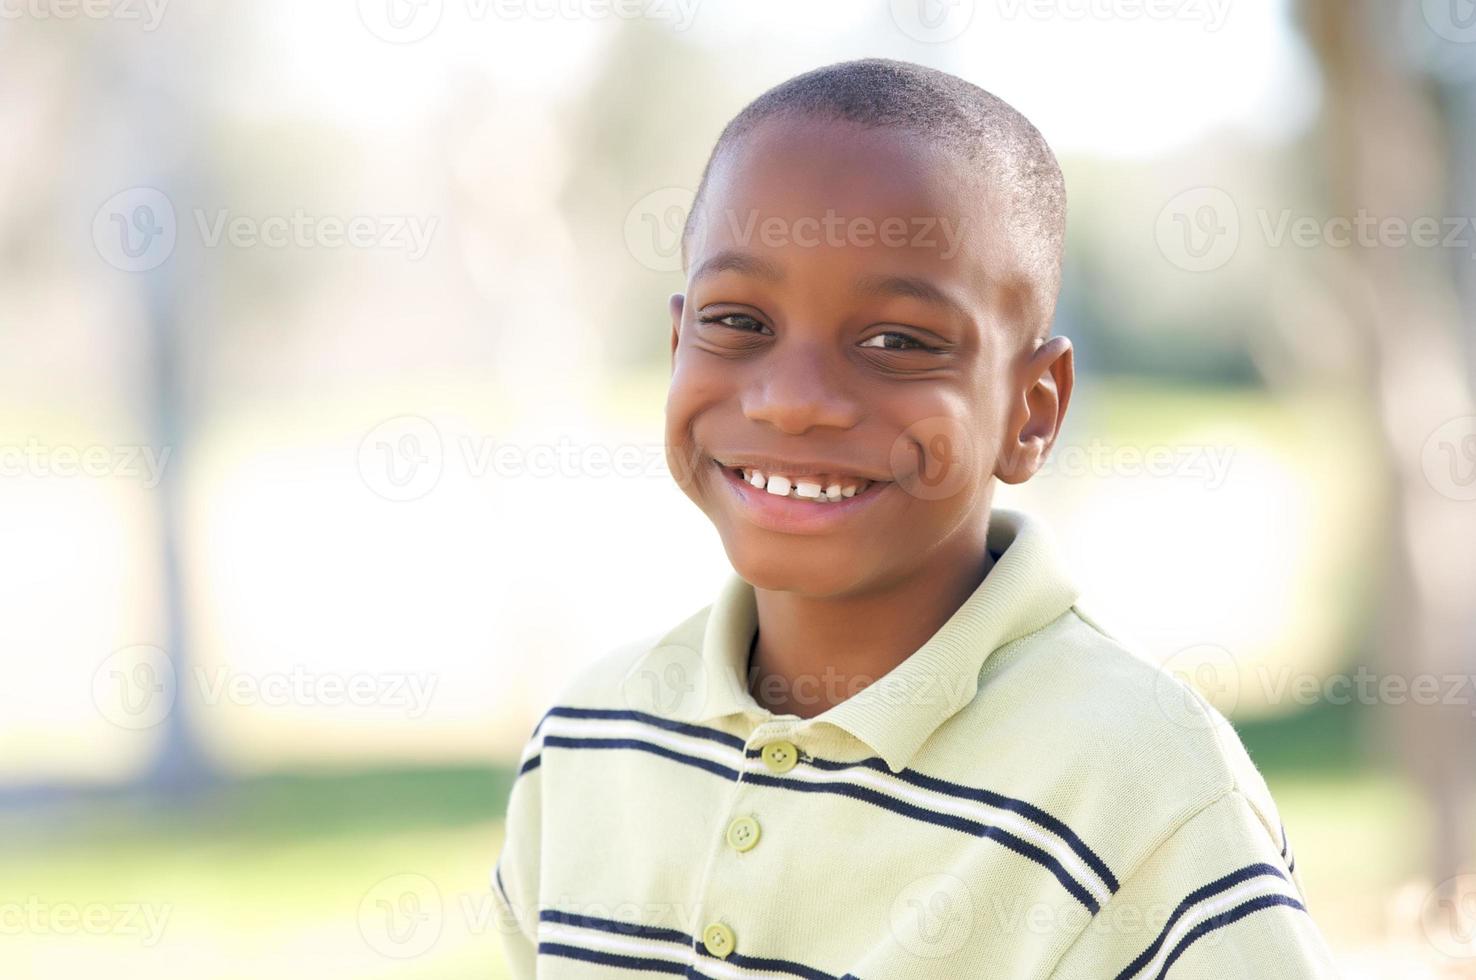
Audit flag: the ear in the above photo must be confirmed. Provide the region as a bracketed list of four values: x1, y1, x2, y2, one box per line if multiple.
[997, 336, 1074, 484]
[668, 292, 685, 369]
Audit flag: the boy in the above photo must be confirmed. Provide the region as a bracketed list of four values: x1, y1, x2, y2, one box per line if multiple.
[491, 58, 1338, 978]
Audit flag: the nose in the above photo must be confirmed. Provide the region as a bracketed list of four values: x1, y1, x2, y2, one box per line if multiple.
[740, 340, 863, 435]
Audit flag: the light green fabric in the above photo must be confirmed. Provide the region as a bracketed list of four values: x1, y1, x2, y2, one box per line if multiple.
[492, 508, 1338, 979]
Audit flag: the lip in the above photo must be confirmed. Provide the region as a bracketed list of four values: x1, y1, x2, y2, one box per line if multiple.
[713, 459, 892, 534]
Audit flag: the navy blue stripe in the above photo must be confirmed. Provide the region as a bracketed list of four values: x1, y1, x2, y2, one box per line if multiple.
[518, 754, 541, 776]
[539, 908, 691, 946]
[1113, 863, 1288, 980]
[775, 751, 1118, 893]
[494, 865, 510, 906]
[1154, 893, 1307, 980]
[539, 910, 859, 980]
[745, 770, 1100, 914]
[701, 943, 849, 980]
[545, 706, 747, 750]
[541, 735, 741, 782]
[540, 941, 688, 975]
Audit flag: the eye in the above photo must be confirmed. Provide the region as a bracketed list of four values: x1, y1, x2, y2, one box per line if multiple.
[698, 312, 769, 334]
[860, 331, 931, 351]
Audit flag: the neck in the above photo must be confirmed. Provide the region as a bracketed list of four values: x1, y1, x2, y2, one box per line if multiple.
[747, 518, 995, 719]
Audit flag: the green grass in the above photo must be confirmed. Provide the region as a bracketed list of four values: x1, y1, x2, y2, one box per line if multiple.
[1, 768, 518, 980]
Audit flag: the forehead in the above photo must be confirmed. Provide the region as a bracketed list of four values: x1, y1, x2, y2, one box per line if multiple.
[689, 116, 1014, 291]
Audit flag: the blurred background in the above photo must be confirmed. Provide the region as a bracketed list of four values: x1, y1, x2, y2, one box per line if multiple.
[3, 0, 1475, 976]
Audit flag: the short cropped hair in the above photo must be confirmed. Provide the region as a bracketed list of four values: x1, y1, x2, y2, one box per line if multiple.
[681, 58, 1067, 337]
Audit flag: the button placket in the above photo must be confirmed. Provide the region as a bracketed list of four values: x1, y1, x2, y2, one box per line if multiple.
[693, 724, 803, 965]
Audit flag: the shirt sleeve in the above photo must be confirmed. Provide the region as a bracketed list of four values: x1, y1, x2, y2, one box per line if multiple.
[491, 725, 543, 979]
[1047, 790, 1339, 980]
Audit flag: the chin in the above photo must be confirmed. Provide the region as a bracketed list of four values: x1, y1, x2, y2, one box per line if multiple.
[718, 529, 873, 598]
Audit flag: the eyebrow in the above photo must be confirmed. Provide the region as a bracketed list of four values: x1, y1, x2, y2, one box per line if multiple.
[691, 250, 970, 321]
[690, 249, 785, 285]
[854, 272, 970, 319]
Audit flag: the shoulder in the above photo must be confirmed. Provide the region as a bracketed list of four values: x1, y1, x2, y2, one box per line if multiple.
[936, 606, 1288, 882]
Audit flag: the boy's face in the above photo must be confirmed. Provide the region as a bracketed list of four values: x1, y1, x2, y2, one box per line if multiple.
[665, 116, 1071, 597]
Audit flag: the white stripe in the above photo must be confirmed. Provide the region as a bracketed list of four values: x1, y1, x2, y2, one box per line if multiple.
[537, 920, 802, 980]
[534, 713, 1109, 903]
[538, 920, 688, 966]
[741, 756, 1113, 906]
[1134, 874, 1300, 980]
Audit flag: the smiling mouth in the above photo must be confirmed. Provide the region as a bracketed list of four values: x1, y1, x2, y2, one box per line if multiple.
[715, 460, 881, 503]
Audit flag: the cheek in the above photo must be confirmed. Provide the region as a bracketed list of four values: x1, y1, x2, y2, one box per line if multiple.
[663, 357, 731, 494]
[666, 354, 738, 433]
[878, 391, 994, 510]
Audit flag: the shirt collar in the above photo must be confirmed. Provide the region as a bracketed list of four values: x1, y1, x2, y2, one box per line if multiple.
[679, 508, 1080, 773]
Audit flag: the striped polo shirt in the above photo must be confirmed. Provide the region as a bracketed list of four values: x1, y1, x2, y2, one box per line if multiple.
[491, 508, 1338, 979]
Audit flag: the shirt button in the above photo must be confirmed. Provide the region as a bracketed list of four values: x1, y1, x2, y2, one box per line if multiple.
[726, 815, 761, 852]
[761, 740, 798, 773]
[702, 921, 736, 959]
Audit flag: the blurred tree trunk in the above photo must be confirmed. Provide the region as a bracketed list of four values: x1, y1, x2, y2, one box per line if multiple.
[1296, 0, 1476, 884]
[99, 30, 216, 792]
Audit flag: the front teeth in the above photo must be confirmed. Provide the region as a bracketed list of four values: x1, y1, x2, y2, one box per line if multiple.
[737, 468, 867, 502]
